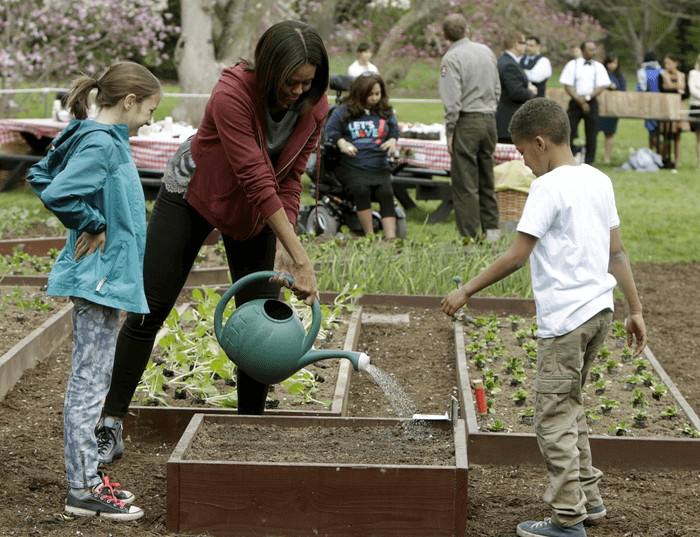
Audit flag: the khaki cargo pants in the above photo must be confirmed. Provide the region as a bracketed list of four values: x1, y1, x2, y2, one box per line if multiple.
[534, 308, 613, 527]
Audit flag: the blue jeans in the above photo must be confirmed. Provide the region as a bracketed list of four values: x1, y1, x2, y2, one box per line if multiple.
[64, 297, 120, 489]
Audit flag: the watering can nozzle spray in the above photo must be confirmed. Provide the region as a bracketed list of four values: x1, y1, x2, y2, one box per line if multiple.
[214, 271, 370, 385]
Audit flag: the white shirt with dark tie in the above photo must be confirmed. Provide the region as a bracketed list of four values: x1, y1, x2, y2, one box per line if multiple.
[559, 57, 610, 97]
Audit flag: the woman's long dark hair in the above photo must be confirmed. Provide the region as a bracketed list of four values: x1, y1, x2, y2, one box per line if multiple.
[342, 73, 393, 123]
[603, 53, 622, 77]
[244, 20, 329, 114]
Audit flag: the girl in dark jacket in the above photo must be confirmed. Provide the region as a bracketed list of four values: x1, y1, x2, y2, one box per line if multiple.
[96, 21, 330, 464]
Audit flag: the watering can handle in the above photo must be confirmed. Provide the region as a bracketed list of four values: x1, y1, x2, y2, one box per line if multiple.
[213, 270, 323, 357]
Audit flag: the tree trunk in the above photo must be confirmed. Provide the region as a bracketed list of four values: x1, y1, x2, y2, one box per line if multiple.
[373, 0, 442, 87]
[172, 0, 224, 127]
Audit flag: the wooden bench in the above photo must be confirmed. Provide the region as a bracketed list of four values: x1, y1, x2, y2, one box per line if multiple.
[391, 167, 453, 224]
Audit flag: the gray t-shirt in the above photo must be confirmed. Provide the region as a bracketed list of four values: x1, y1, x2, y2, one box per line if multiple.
[265, 104, 300, 167]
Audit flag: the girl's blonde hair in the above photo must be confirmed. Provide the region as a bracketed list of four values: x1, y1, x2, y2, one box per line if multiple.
[66, 61, 161, 120]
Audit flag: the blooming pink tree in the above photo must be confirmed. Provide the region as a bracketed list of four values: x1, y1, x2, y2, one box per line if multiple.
[329, 0, 605, 78]
[0, 0, 177, 115]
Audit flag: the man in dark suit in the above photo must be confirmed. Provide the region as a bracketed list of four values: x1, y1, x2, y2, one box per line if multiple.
[496, 30, 536, 143]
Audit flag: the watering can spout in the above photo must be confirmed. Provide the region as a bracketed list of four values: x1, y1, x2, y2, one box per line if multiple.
[301, 350, 370, 373]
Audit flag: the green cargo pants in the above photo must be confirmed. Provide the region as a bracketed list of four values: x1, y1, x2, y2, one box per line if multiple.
[534, 308, 613, 527]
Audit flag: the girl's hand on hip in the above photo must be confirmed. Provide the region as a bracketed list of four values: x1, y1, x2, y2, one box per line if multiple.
[74, 231, 106, 261]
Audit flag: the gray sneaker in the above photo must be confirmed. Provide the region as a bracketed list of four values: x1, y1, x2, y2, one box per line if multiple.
[96, 417, 124, 464]
[65, 482, 143, 521]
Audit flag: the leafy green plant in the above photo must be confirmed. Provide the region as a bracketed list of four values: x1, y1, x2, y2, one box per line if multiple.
[507, 315, 523, 331]
[604, 359, 621, 374]
[630, 389, 649, 408]
[651, 383, 668, 401]
[471, 352, 490, 371]
[518, 407, 535, 425]
[529, 322, 538, 338]
[514, 329, 529, 345]
[597, 347, 612, 362]
[502, 356, 524, 375]
[634, 358, 650, 374]
[609, 421, 630, 436]
[521, 340, 537, 353]
[589, 364, 604, 382]
[482, 370, 501, 395]
[679, 423, 700, 438]
[593, 379, 611, 395]
[620, 345, 633, 363]
[465, 339, 487, 353]
[488, 419, 509, 433]
[11, 286, 50, 312]
[511, 388, 529, 406]
[509, 370, 527, 387]
[640, 371, 657, 387]
[584, 409, 600, 425]
[661, 405, 679, 420]
[632, 410, 648, 428]
[485, 397, 495, 414]
[597, 396, 619, 415]
[620, 374, 640, 391]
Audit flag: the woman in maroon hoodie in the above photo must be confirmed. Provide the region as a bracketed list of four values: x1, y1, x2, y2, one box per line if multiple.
[95, 21, 330, 464]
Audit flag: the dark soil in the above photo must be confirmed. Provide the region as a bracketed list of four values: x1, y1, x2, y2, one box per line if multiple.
[0, 262, 699, 536]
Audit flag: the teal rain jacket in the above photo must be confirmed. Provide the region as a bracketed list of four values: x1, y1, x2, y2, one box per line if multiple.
[27, 119, 149, 314]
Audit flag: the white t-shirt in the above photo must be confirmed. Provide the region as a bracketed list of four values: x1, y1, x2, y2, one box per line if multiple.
[347, 60, 379, 78]
[558, 58, 610, 97]
[516, 164, 620, 338]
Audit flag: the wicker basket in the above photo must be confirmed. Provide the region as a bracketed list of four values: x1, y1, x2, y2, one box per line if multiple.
[496, 190, 528, 222]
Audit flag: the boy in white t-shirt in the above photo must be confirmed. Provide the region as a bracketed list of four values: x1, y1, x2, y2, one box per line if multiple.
[442, 98, 647, 537]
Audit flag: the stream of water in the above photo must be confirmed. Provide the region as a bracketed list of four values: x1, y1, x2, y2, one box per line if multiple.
[365, 364, 436, 441]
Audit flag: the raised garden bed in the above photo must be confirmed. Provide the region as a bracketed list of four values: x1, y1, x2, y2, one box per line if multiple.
[167, 413, 468, 537]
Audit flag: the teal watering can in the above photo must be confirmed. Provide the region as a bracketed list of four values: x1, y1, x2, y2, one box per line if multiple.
[213, 270, 370, 385]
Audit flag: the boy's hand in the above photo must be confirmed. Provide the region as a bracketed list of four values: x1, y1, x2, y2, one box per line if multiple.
[74, 231, 106, 261]
[441, 288, 469, 317]
[626, 313, 648, 358]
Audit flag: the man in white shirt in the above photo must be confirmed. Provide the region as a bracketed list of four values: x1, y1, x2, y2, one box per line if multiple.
[520, 36, 552, 97]
[559, 41, 610, 165]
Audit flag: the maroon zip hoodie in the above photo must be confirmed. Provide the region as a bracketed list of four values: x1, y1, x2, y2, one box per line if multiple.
[187, 63, 328, 239]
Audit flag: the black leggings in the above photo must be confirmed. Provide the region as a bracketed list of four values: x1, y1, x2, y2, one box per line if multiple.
[335, 167, 397, 216]
[103, 185, 278, 417]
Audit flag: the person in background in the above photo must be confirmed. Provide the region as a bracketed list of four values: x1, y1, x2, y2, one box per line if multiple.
[95, 21, 329, 465]
[27, 61, 162, 521]
[570, 44, 583, 60]
[347, 42, 380, 78]
[439, 13, 501, 243]
[636, 52, 663, 153]
[442, 98, 647, 537]
[325, 73, 399, 238]
[521, 36, 552, 98]
[688, 52, 700, 168]
[496, 30, 536, 143]
[598, 53, 627, 164]
[658, 53, 686, 167]
[559, 41, 611, 165]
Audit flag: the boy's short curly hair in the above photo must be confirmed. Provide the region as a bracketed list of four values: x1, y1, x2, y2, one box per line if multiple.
[509, 98, 570, 145]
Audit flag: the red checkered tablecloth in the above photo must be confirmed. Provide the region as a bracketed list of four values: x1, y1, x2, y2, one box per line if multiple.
[0, 118, 183, 171]
[396, 138, 522, 170]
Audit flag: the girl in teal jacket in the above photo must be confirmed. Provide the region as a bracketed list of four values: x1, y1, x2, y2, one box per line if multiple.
[27, 62, 161, 522]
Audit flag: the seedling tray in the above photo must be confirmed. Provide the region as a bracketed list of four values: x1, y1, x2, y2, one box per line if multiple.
[167, 414, 468, 537]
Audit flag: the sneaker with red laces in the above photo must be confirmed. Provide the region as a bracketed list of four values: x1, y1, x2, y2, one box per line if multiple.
[65, 481, 143, 521]
[98, 472, 135, 505]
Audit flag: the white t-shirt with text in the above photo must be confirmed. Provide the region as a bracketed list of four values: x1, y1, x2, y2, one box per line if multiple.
[516, 164, 620, 337]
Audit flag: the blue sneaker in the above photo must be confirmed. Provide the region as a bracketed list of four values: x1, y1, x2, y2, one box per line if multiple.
[584, 503, 606, 526]
[517, 518, 586, 537]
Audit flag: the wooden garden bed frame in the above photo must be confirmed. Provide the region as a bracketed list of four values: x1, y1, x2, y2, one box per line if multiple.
[167, 414, 468, 537]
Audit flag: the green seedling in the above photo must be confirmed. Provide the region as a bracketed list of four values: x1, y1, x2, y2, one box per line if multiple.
[584, 409, 600, 424]
[593, 379, 611, 395]
[651, 383, 667, 401]
[661, 405, 679, 420]
[679, 423, 700, 438]
[604, 359, 621, 374]
[597, 347, 612, 361]
[632, 410, 648, 428]
[640, 371, 656, 387]
[521, 340, 537, 353]
[486, 397, 496, 414]
[502, 356, 524, 375]
[620, 374, 640, 391]
[507, 314, 524, 331]
[630, 389, 649, 408]
[589, 364, 604, 382]
[620, 345, 633, 363]
[488, 419, 508, 433]
[518, 407, 535, 425]
[471, 352, 490, 371]
[510, 370, 527, 387]
[597, 396, 619, 415]
[634, 358, 650, 374]
[609, 421, 630, 436]
[512, 388, 529, 406]
[514, 329, 529, 345]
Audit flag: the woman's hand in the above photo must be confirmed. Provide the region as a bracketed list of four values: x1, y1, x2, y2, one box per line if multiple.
[380, 137, 397, 154]
[338, 138, 357, 157]
[272, 242, 318, 306]
[74, 231, 106, 261]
